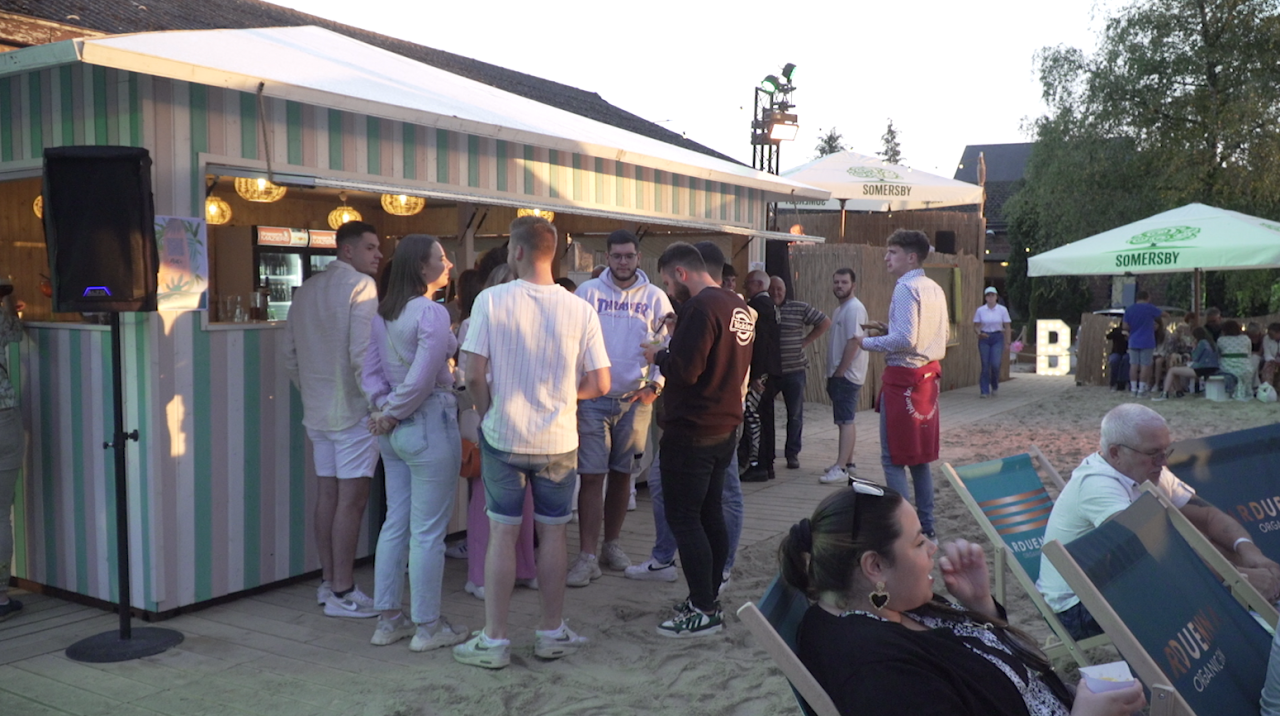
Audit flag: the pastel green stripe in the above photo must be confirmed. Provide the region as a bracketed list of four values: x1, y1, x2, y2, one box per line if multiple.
[240, 92, 257, 159]
[654, 171, 663, 213]
[92, 66, 108, 146]
[328, 109, 343, 170]
[735, 186, 742, 222]
[59, 67, 73, 146]
[367, 116, 381, 175]
[402, 123, 416, 180]
[692, 178, 700, 218]
[635, 166, 643, 209]
[719, 183, 727, 220]
[131, 316, 153, 606]
[28, 72, 43, 157]
[192, 325, 213, 601]
[548, 150, 559, 199]
[189, 83, 208, 218]
[523, 144, 534, 194]
[467, 134, 480, 187]
[104, 71, 120, 144]
[0, 77, 11, 161]
[615, 161, 624, 206]
[101, 332, 118, 602]
[284, 100, 303, 166]
[671, 174, 679, 215]
[242, 330, 262, 587]
[289, 386, 306, 574]
[748, 189, 755, 226]
[594, 157, 604, 204]
[495, 139, 507, 192]
[9, 343, 24, 578]
[128, 73, 140, 147]
[572, 153, 582, 201]
[436, 129, 449, 184]
[69, 331, 88, 595]
[37, 332, 57, 583]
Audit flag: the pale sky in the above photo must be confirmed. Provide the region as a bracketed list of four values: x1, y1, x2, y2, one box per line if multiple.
[271, 0, 1116, 177]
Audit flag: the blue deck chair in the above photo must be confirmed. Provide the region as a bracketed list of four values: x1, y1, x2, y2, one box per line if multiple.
[737, 576, 839, 716]
[941, 446, 1109, 667]
[1044, 492, 1276, 716]
[1168, 423, 1280, 563]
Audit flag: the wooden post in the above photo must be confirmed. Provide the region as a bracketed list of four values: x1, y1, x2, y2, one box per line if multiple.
[839, 199, 847, 241]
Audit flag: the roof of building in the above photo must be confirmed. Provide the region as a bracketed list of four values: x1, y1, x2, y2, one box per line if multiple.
[0, 0, 741, 164]
[952, 143, 1033, 184]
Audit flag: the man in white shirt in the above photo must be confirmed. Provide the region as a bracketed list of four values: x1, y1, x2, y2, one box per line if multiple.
[456, 216, 611, 669]
[283, 221, 382, 618]
[1037, 403, 1280, 640]
[571, 230, 673, 584]
[821, 268, 868, 485]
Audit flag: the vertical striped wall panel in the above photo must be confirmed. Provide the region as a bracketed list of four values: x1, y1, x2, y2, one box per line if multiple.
[14, 318, 374, 611]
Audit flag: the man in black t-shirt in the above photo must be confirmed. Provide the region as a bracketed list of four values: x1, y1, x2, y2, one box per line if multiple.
[1106, 324, 1129, 391]
[643, 242, 753, 639]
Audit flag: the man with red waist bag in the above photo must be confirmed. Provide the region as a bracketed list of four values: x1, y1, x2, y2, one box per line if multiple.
[859, 230, 949, 538]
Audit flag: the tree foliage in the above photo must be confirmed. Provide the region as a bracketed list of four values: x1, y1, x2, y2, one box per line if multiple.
[814, 127, 845, 158]
[1006, 0, 1280, 320]
[878, 119, 903, 165]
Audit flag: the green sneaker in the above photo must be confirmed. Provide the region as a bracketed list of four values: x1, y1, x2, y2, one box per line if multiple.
[656, 604, 723, 638]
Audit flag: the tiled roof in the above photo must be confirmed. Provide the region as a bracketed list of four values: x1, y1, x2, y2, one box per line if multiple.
[1, 0, 741, 164]
[952, 143, 1033, 184]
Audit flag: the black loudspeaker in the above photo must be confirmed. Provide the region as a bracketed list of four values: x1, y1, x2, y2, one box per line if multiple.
[934, 230, 957, 255]
[42, 146, 158, 312]
[764, 239, 794, 299]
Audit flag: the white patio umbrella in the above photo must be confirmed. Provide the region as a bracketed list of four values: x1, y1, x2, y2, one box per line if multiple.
[780, 151, 983, 238]
[1027, 202, 1280, 313]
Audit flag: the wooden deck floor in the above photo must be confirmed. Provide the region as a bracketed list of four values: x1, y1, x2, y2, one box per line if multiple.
[0, 373, 1074, 715]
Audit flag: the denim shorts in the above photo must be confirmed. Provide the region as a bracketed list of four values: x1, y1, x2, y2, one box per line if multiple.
[1128, 346, 1155, 367]
[826, 376, 862, 425]
[577, 396, 653, 475]
[479, 432, 578, 526]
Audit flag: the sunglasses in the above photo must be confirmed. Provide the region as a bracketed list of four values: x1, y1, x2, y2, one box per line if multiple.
[849, 478, 886, 540]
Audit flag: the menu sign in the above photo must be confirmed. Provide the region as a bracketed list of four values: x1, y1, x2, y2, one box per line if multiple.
[309, 230, 337, 249]
[257, 226, 309, 247]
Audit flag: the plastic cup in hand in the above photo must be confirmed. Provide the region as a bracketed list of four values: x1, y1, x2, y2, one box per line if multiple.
[1079, 661, 1135, 693]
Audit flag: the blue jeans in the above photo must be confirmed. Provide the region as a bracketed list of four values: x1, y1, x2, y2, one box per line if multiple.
[765, 371, 807, 459]
[879, 406, 935, 535]
[648, 428, 743, 572]
[978, 333, 1004, 395]
[1108, 352, 1130, 388]
[372, 392, 462, 623]
[1056, 601, 1104, 641]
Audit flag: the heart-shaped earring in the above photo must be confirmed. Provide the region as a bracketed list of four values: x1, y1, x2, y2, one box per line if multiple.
[869, 581, 890, 610]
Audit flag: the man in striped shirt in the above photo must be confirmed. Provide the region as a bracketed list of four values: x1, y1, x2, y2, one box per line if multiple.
[764, 275, 830, 471]
[858, 230, 949, 538]
[455, 216, 611, 669]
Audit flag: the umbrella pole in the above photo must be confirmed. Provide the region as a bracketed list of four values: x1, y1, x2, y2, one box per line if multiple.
[839, 199, 846, 241]
[1192, 268, 1202, 316]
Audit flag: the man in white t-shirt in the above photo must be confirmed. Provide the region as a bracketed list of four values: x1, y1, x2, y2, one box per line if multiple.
[283, 220, 382, 618]
[455, 216, 611, 670]
[822, 268, 869, 485]
[1037, 403, 1280, 640]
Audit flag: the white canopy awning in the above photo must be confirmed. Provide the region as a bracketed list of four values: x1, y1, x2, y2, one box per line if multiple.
[1, 25, 828, 204]
[780, 150, 982, 211]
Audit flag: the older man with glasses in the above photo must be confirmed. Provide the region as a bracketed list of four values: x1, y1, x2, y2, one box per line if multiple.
[1036, 403, 1280, 641]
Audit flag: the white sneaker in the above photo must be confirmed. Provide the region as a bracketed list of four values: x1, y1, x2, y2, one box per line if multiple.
[624, 558, 678, 582]
[534, 622, 588, 659]
[600, 541, 631, 571]
[627, 492, 637, 511]
[845, 464, 858, 481]
[370, 614, 416, 646]
[566, 553, 602, 587]
[410, 618, 468, 652]
[323, 587, 378, 618]
[464, 581, 485, 600]
[820, 466, 847, 484]
[317, 580, 333, 606]
[445, 540, 468, 560]
[515, 577, 539, 590]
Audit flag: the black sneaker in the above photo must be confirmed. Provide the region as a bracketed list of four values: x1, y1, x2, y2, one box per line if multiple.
[740, 464, 769, 482]
[657, 604, 723, 638]
[0, 598, 23, 622]
[786, 457, 800, 470]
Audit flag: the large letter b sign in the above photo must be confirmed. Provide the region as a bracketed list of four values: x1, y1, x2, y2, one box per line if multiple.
[1036, 320, 1071, 376]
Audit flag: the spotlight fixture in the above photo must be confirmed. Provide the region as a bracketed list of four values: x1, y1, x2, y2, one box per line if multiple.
[781, 63, 797, 83]
[759, 74, 782, 94]
[234, 176, 287, 203]
[327, 193, 363, 230]
[381, 193, 425, 216]
[767, 111, 800, 141]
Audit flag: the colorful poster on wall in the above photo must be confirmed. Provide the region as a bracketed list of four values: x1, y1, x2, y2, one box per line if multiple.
[153, 216, 209, 310]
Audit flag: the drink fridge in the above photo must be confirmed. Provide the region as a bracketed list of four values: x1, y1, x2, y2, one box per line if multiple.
[254, 226, 338, 320]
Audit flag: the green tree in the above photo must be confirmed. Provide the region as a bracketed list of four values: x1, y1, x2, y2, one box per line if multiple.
[878, 120, 903, 165]
[814, 127, 845, 158]
[1006, 0, 1280, 322]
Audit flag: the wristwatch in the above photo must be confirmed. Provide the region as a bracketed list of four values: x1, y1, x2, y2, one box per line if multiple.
[647, 383, 663, 397]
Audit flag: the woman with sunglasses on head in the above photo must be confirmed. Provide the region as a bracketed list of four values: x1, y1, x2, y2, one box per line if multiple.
[779, 482, 1146, 716]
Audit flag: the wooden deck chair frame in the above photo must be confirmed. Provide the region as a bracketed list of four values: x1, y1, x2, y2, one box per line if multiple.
[940, 445, 1109, 667]
[1043, 492, 1279, 716]
[737, 601, 840, 716]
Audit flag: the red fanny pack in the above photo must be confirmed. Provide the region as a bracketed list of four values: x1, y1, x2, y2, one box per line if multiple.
[878, 362, 941, 466]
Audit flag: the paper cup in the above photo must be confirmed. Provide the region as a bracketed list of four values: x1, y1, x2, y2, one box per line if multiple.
[1079, 661, 1135, 693]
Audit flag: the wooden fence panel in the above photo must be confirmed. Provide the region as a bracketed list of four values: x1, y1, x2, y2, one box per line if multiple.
[787, 243, 982, 409]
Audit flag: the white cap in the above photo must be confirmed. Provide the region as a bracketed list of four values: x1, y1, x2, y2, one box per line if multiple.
[984, 286, 998, 295]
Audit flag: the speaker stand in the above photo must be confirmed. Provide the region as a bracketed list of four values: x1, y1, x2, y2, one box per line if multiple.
[66, 313, 182, 663]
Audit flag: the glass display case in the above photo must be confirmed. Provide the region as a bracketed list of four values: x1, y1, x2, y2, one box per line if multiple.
[254, 227, 337, 321]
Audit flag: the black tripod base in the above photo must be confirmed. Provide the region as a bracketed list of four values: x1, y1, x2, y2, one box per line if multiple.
[66, 626, 184, 663]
